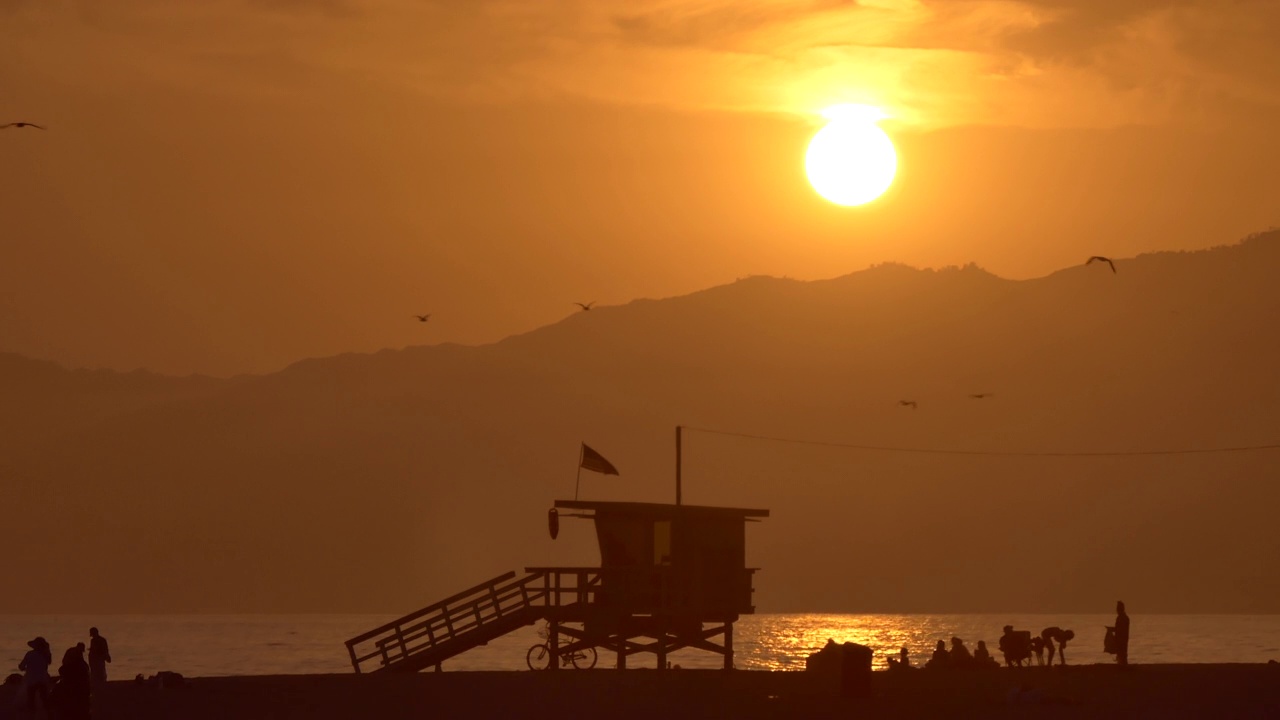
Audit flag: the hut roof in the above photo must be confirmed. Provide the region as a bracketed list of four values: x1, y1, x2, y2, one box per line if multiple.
[554, 500, 768, 519]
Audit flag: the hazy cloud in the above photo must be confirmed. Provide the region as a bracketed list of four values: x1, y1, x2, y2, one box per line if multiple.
[5, 0, 1276, 127]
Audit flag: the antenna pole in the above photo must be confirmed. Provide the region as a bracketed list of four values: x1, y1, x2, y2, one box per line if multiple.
[675, 425, 683, 505]
[575, 444, 583, 501]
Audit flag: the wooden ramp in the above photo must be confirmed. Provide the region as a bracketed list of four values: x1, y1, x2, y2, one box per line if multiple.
[344, 570, 599, 674]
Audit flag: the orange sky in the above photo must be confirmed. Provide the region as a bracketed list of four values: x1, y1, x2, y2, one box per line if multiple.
[3, 0, 1278, 376]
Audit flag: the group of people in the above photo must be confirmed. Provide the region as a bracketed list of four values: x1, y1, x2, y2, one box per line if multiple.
[885, 601, 1132, 671]
[926, 638, 1002, 670]
[886, 638, 1004, 671]
[13, 627, 111, 720]
[997, 625, 1076, 666]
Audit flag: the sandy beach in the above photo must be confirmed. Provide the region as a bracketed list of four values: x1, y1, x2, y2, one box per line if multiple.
[3, 664, 1277, 720]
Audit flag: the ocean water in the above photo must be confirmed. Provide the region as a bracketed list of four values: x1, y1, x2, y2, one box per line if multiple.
[2, 614, 1277, 679]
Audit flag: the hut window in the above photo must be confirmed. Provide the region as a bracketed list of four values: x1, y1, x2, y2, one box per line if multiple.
[653, 520, 672, 565]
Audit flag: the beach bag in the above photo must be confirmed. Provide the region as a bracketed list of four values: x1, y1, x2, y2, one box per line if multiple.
[1103, 626, 1117, 655]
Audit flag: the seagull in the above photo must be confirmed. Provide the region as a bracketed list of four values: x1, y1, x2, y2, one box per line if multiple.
[1, 122, 46, 130]
[1086, 256, 1116, 274]
[898, 400, 917, 410]
[414, 314, 431, 323]
[969, 393, 994, 399]
[574, 302, 595, 312]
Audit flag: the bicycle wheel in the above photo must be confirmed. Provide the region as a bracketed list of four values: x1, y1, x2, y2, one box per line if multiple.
[571, 646, 598, 670]
[526, 644, 551, 671]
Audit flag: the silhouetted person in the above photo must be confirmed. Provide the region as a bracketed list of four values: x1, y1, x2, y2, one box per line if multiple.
[88, 627, 111, 684]
[1040, 627, 1075, 666]
[1114, 601, 1130, 666]
[1029, 636, 1046, 666]
[925, 640, 949, 669]
[998, 625, 1032, 667]
[53, 643, 91, 720]
[949, 637, 973, 668]
[19, 636, 53, 717]
[974, 640, 999, 669]
[887, 646, 912, 671]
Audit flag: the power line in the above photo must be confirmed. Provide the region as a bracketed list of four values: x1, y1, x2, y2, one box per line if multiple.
[681, 425, 1280, 458]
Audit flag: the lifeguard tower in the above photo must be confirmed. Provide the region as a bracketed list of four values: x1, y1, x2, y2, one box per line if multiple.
[345, 499, 768, 672]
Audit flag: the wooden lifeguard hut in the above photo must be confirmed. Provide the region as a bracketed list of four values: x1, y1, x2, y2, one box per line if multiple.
[344, 427, 767, 673]
[535, 499, 768, 669]
[345, 500, 767, 673]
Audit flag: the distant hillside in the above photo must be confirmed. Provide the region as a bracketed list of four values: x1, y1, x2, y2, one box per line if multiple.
[3, 232, 1280, 614]
[0, 353, 234, 457]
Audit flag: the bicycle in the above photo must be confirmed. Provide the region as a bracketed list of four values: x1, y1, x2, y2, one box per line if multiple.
[525, 623, 598, 670]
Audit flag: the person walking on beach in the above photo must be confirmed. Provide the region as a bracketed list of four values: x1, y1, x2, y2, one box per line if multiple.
[19, 636, 53, 718]
[1040, 627, 1075, 666]
[1114, 601, 1130, 666]
[88, 627, 111, 684]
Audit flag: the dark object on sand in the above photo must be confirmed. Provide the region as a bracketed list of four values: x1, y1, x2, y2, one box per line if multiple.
[806, 639, 872, 698]
[999, 626, 1033, 666]
[136, 671, 187, 689]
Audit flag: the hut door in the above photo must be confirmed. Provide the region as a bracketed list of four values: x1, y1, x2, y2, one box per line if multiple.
[653, 520, 672, 565]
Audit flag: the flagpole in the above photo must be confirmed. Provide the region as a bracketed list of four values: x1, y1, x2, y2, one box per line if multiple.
[575, 444, 584, 501]
[675, 425, 683, 506]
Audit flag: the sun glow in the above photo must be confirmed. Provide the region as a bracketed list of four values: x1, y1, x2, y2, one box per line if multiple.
[806, 104, 897, 206]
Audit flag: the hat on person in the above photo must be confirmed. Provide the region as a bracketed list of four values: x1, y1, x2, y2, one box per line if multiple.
[27, 637, 48, 649]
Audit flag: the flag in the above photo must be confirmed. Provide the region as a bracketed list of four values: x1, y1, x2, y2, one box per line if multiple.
[579, 443, 619, 476]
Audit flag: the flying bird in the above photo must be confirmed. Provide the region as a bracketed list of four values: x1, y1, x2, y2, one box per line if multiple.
[1, 122, 46, 130]
[1086, 256, 1116, 274]
[574, 302, 595, 312]
[969, 393, 994, 399]
[414, 314, 431, 323]
[898, 400, 917, 410]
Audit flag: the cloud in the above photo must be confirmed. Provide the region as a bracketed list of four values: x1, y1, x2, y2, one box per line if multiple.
[2, 0, 1277, 129]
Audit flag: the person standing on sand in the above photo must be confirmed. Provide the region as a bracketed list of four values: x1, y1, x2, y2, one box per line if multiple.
[1114, 601, 1130, 666]
[19, 636, 53, 718]
[88, 627, 111, 684]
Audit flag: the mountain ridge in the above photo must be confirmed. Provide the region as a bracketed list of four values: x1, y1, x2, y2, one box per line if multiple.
[2, 232, 1278, 614]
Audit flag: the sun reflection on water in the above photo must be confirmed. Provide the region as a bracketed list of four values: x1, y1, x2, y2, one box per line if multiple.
[737, 614, 939, 671]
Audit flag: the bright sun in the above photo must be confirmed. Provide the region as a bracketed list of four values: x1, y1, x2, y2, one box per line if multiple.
[805, 104, 897, 206]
